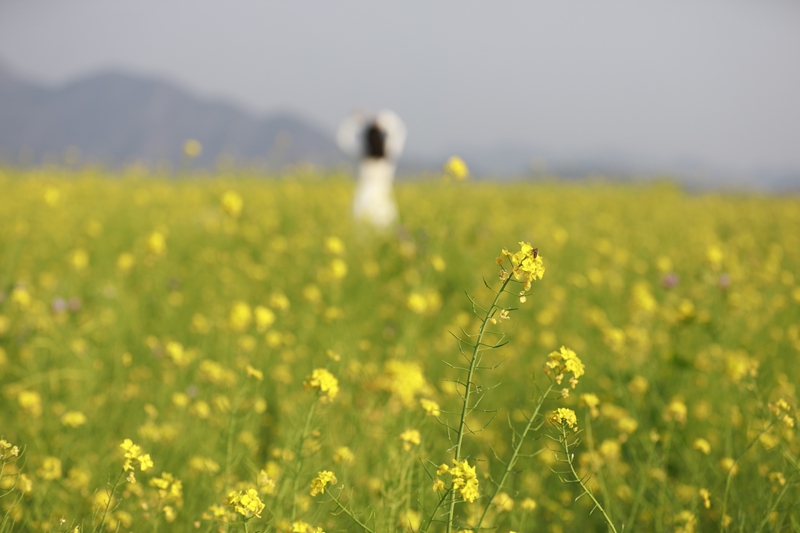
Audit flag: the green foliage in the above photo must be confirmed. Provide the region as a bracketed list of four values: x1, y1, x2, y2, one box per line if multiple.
[0, 168, 798, 532]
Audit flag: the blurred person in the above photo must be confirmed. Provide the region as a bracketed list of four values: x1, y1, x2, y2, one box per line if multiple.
[337, 110, 406, 229]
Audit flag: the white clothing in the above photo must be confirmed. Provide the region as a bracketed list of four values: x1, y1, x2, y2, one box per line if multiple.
[353, 159, 398, 228]
[337, 110, 406, 229]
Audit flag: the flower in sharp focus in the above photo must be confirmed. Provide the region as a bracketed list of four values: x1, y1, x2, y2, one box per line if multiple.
[448, 459, 479, 503]
[545, 346, 585, 388]
[497, 242, 545, 300]
[550, 408, 578, 431]
[310, 470, 338, 496]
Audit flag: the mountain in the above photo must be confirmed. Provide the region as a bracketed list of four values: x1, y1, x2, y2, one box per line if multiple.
[1, 62, 798, 190]
[0, 62, 343, 169]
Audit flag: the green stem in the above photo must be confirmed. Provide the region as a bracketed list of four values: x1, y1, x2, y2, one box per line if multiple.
[224, 386, 249, 496]
[420, 488, 452, 533]
[95, 470, 124, 533]
[291, 400, 318, 522]
[755, 481, 789, 533]
[719, 420, 777, 532]
[474, 382, 555, 530]
[623, 435, 658, 531]
[655, 422, 675, 533]
[445, 276, 512, 533]
[583, 413, 613, 522]
[328, 490, 377, 533]
[153, 501, 161, 533]
[561, 426, 618, 533]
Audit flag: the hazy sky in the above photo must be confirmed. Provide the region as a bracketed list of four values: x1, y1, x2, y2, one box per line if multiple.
[1, 0, 799, 174]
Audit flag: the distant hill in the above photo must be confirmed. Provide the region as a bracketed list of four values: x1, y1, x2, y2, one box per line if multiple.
[1, 62, 797, 190]
[0, 62, 343, 169]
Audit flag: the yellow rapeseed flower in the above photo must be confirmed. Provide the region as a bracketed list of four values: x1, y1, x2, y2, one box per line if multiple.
[493, 492, 514, 512]
[325, 236, 345, 255]
[521, 497, 538, 511]
[550, 408, 578, 431]
[149, 472, 183, 501]
[229, 301, 253, 332]
[11, 287, 32, 309]
[310, 470, 337, 496]
[443, 156, 469, 181]
[665, 398, 688, 424]
[545, 346, 585, 388]
[37, 457, 62, 480]
[375, 360, 430, 407]
[189, 456, 220, 474]
[448, 459, 479, 503]
[699, 488, 711, 509]
[407, 292, 428, 314]
[693, 438, 711, 455]
[719, 457, 739, 476]
[120, 439, 153, 472]
[183, 139, 202, 158]
[43, 186, 61, 206]
[269, 292, 291, 311]
[330, 258, 348, 280]
[579, 393, 600, 418]
[399, 429, 421, 451]
[292, 522, 325, 533]
[61, 411, 88, 428]
[333, 446, 355, 465]
[18, 390, 43, 418]
[227, 488, 264, 518]
[497, 242, 545, 300]
[420, 398, 441, 417]
[69, 249, 89, 271]
[246, 365, 264, 381]
[146, 231, 167, 256]
[116, 252, 135, 272]
[220, 190, 243, 217]
[254, 306, 276, 331]
[304, 369, 339, 403]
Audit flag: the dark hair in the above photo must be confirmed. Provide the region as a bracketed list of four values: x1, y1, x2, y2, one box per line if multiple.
[363, 122, 386, 159]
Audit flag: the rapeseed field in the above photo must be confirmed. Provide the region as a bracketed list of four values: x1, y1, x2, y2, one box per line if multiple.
[0, 168, 798, 532]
